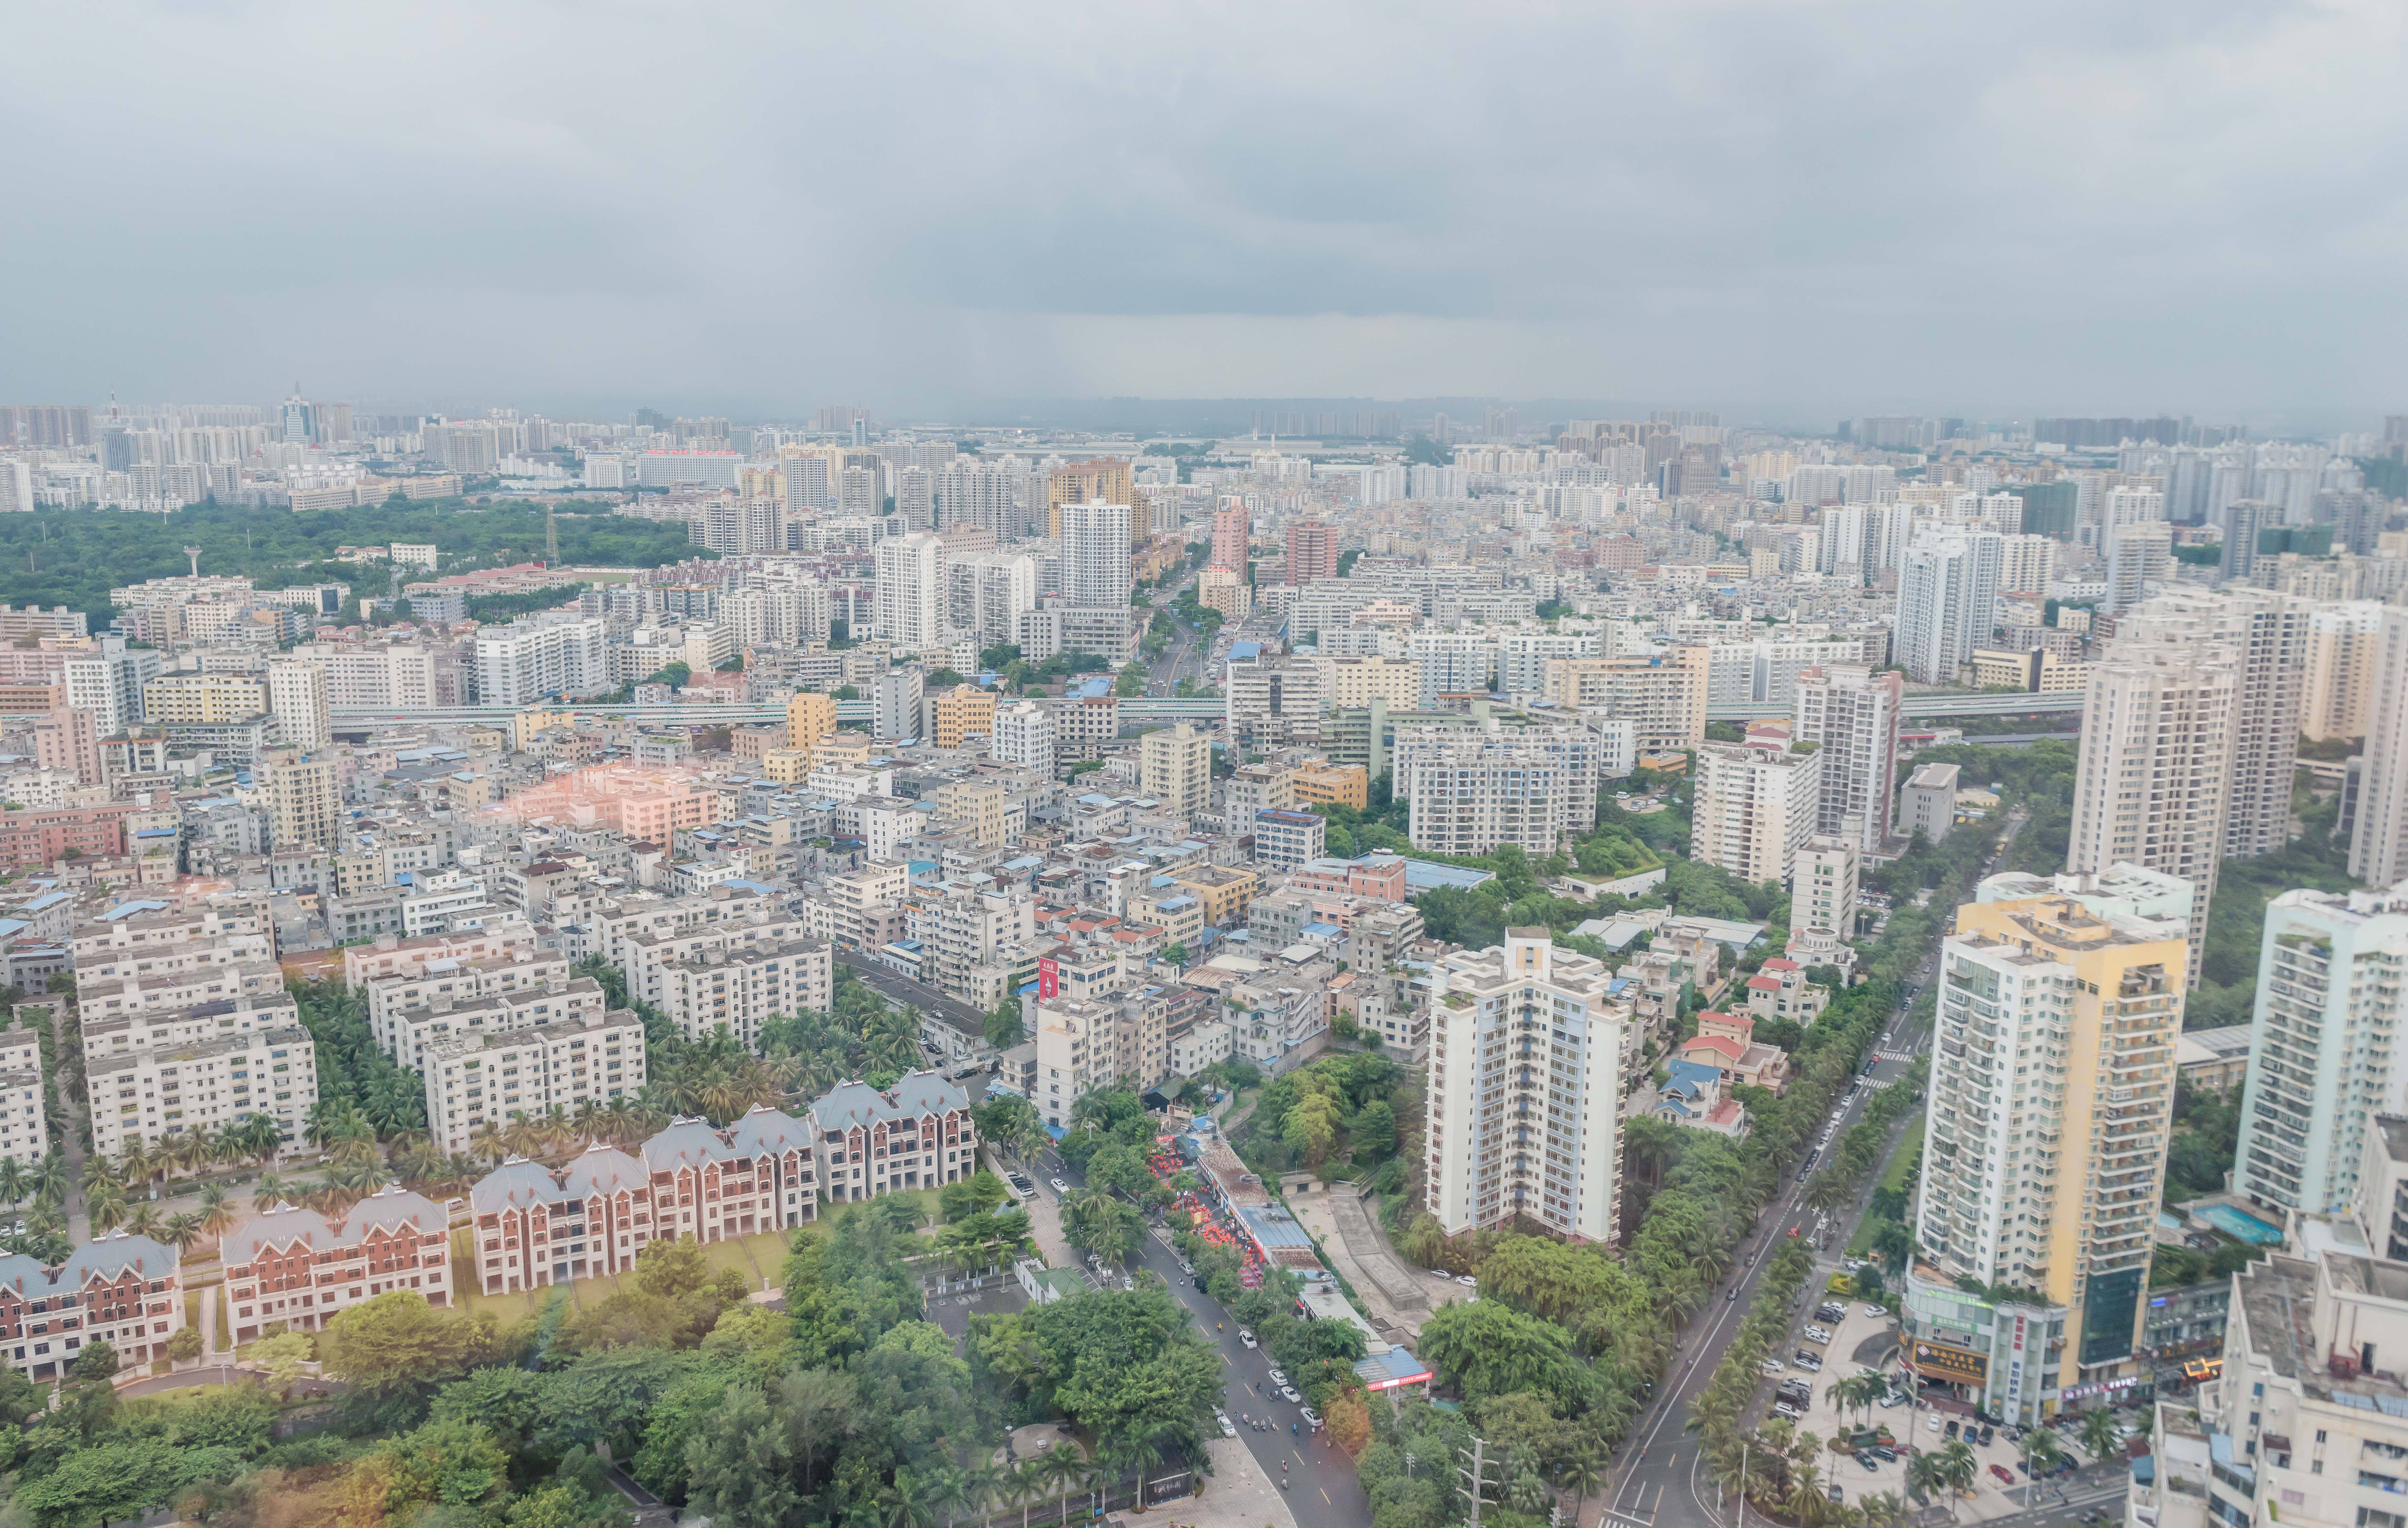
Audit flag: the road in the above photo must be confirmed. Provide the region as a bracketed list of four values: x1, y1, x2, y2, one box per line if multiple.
[1146, 572, 1208, 697]
[1033, 1144, 1371, 1528]
[1607, 806, 2032, 1528]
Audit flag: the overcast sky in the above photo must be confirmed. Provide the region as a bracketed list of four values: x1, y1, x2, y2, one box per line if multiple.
[4, 1, 2402, 429]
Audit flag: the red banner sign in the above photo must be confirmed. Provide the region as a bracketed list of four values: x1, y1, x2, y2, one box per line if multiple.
[1038, 957, 1059, 1001]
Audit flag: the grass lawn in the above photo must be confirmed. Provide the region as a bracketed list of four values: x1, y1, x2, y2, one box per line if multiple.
[456, 1225, 814, 1322]
[1847, 1116, 1923, 1257]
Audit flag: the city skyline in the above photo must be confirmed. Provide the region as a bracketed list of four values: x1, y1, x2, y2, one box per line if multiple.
[4, 3, 2406, 424]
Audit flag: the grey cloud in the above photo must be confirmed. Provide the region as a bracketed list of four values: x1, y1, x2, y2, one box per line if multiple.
[0, 0, 2401, 422]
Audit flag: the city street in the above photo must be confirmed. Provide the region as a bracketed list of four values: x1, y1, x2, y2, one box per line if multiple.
[1606, 807, 2033, 1528]
[1023, 1143, 1373, 1528]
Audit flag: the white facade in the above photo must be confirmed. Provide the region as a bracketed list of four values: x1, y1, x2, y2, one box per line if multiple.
[86, 1026, 317, 1160]
[2357, 607, 2408, 888]
[473, 617, 607, 706]
[1424, 931, 1623, 1244]
[873, 532, 947, 655]
[1791, 664, 1901, 849]
[1794, 834, 1860, 939]
[1692, 737, 1822, 889]
[1404, 737, 1595, 857]
[424, 1009, 647, 1157]
[266, 660, 331, 751]
[989, 700, 1055, 778]
[1896, 527, 2005, 685]
[0, 1027, 45, 1169]
[1059, 501, 1132, 611]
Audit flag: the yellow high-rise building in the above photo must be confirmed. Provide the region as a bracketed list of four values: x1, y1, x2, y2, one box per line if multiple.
[1906, 887, 2186, 1424]
[786, 690, 837, 753]
[928, 685, 997, 750]
[1047, 458, 1141, 539]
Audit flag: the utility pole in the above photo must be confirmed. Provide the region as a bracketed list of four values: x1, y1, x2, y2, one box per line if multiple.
[1460, 1436, 1502, 1528]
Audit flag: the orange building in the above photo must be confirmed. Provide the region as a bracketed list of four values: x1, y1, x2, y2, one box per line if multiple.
[1293, 762, 1369, 810]
[928, 684, 997, 749]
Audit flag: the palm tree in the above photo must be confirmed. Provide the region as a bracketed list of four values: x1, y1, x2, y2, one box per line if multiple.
[0, 1157, 23, 1216]
[1937, 1439, 1977, 1496]
[470, 1121, 506, 1164]
[2077, 1406, 2123, 1465]
[122, 1202, 165, 1240]
[1905, 1451, 1945, 1504]
[251, 1172, 292, 1215]
[80, 1154, 122, 1196]
[32, 1152, 66, 1206]
[886, 1468, 939, 1528]
[85, 1182, 127, 1235]
[115, 1138, 154, 1191]
[161, 1212, 204, 1257]
[1044, 1445, 1086, 1526]
[1561, 1448, 1605, 1528]
[924, 1464, 976, 1528]
[197, 1182, 239, 1241]
[2019, 1427, 2065, 1506]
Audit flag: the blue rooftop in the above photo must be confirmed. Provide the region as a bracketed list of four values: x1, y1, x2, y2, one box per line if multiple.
[1238, 1204, 1314, 1251]
[1229, 641, 1262, 661]
[1400, 860, 1496, 892]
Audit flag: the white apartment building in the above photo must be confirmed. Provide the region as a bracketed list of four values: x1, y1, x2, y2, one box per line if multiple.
[423, 1008, 647, 1157]
[1791, 663, 1902, 849]
[620, 907, 808, 1011]
[1140, 724, 1211, 819]
[2118, 588, 2310, 860]
[1059, 502, 1132, 610]
[265, 660, 331, 751]
[2352, 607, 2408, 889]
[1034, 997, 1116, 1130]
[382, 975, 611, 1075]
[80, 990, 299, 1063]
[873, 532, 947, 655]
[2067, 642, 2237, 983]
[0, 1025, 44, 1169]
[1692, 734, 1822, 889]
[656, 939, 833, 1048]
[1424, 931, 1623, 1244]
[1896, 528, 2005, 685]
[1794, 833, 1860, 939]
[989, 700, 1055, 778]
[287, 640, 444, 710]
[2230, 882, 2408, 1218]
[1403, 737, 1590, 857]
[87, 1025, 317, 1160]
[365, 952, 576, 1064]
[473, 616, 607, 706]
[923, 882, 1029, 1007]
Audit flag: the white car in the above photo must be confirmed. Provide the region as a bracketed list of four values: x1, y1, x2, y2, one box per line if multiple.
[1862, 1304, 1887, 1319]
[1926, 1414, 1942, 1432]
[1050, 1177, 1068, 1192]
[1279, 1385, 1301, 1403]
[1239, 1330, 1257, 1349]
[1773, 1401, 1805, 1420]
[1759, 1359, 1786, 1377]
[1300, 1406, 1321, 1429]
[1804, 1326, 1832, 1344]
[1216, 1410, 1237, 1437]
[1266, 1368, 1288, 1386]
[1456, 1274, 1478, 1287]
[1879, 1393, 1910, 1409]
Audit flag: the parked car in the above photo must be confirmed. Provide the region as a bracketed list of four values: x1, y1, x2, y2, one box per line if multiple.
[1804, 1326, 1832, 1344]
[1279, 1385, 1301, 1403]
[1457, 1274, 1477, 1287]
[1817, 1303, 1848, 1323]
[1827, 1484, 1845, 1503]
[1239, 1329, 1257, 1349]
[1774, 1401, 1805, 1420]
[1879, 1392, 1910, 1409]
[1859, 1454, 1883, 1473]
[1990, 1465, 2015, 1486]
[1978, 1426, 1995, 1447]
[1862, 1304, 1887, 1319]
[1267, 1368, 1288, 1387]
[1926, 1415, 1942, 1433]
[1944, 1420, 1960, 1439]
[1760, 1359, 1786, 1377]
[1793, 1353, 1822, 1372]
[1300, 1407, 1321, 1429]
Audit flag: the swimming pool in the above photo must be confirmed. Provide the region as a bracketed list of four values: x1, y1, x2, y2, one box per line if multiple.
[2198, 1203, 2285, 1245]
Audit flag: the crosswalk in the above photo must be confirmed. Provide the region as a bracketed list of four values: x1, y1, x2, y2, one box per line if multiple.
[1871, 1050, 1917, 1063]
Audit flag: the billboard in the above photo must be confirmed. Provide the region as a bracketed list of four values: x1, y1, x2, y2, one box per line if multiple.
[1911, 1339, 1990, 1386]
[1037, 957, 1059, 1001]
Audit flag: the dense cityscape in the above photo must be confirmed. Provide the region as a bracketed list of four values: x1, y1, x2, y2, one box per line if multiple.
[0, 391, 2397, 1528]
